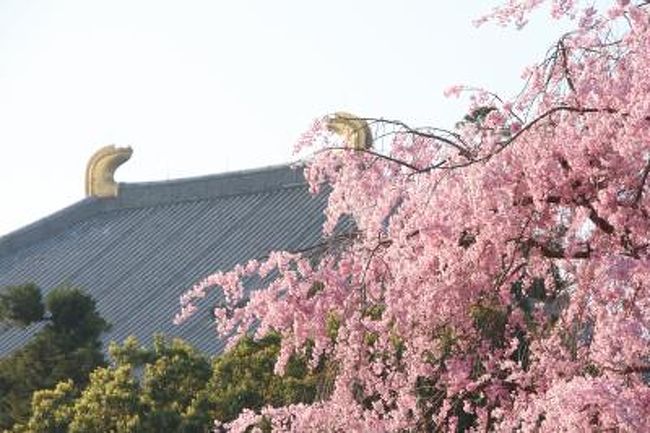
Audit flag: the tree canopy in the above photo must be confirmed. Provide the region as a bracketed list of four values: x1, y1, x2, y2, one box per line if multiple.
[0, 284, 45, 328]
[0, 285, 109, 430]
[10, 334, 324, 433]
[177, 1, 650, 431]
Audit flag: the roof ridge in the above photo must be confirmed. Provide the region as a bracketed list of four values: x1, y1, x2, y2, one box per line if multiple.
[116, 163, 306, 208]
[0, 163, 307, 258]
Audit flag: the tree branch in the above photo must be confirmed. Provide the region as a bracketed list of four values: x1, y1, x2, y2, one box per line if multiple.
[634, 158, 650, 204]
[358, 117, 474, 159]
[322, 106, 644, 175]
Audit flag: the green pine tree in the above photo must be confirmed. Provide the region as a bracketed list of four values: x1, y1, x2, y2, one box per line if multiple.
[0, 285, 110, 430]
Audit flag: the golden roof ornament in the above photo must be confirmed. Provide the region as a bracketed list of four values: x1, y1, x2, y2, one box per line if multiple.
[326, 112, 373, 150]
[85, 145, 133, 198]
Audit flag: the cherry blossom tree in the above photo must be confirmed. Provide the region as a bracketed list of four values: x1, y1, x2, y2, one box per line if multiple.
[178, 1, 650, 431]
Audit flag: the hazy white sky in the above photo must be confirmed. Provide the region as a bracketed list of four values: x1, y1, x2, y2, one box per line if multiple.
[0, 1, 574, 236]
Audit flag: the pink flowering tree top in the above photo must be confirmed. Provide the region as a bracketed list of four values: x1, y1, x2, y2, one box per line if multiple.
[177, 1, 650, 431]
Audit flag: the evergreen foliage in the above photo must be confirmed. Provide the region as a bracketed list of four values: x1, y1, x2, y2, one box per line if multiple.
[0, 284, 44, 328]
[10, 334, 323, 433]
[0, 285, 109, 430]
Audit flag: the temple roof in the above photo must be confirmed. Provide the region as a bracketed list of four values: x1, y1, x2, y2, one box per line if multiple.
[0, 164, 327, 357]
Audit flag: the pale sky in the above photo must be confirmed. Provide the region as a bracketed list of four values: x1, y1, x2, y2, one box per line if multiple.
[0, 1, 575, 236]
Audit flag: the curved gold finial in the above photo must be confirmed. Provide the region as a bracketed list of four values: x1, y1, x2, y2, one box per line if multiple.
[326, 112, 372, 150]
[85, 145, 133, 198]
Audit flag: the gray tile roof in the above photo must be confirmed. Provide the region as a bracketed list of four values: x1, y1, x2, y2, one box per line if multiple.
[0, 164, 328, 357]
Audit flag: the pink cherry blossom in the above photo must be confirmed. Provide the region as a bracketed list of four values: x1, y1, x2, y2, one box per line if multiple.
[178, 1, 650, 431]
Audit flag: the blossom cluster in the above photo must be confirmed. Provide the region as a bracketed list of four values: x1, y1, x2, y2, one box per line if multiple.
[178, 1, 650, 431]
